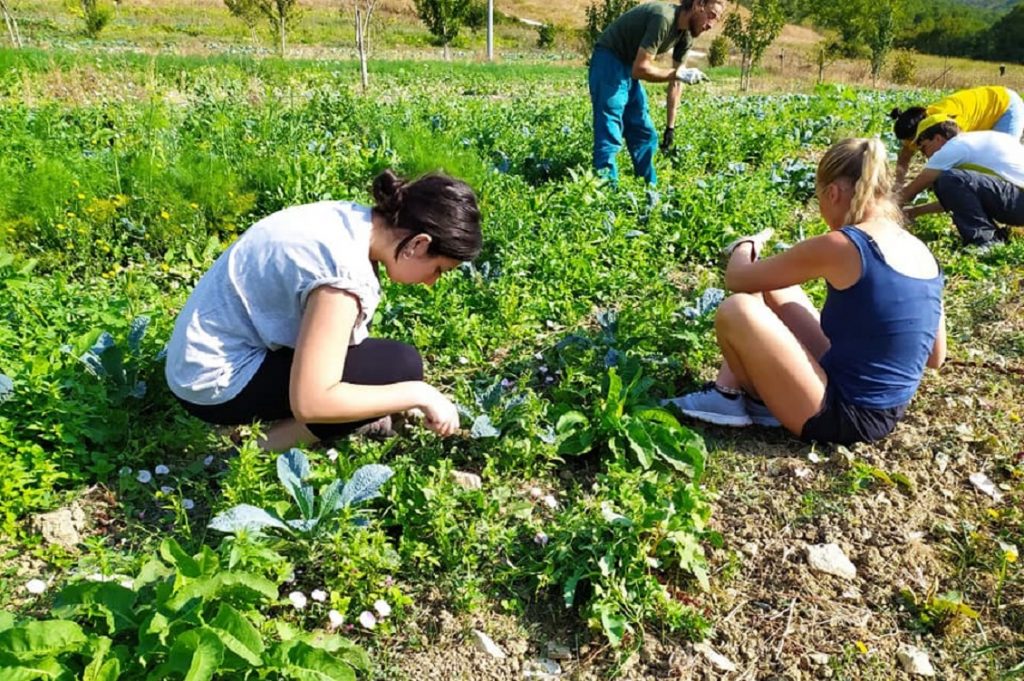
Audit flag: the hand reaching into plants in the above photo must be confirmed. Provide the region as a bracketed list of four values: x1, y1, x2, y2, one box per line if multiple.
[675, 67, 709, 85]
[660, 127, 675, 151]
[722, 227, 775, 261]
[418, 384, 461, 437]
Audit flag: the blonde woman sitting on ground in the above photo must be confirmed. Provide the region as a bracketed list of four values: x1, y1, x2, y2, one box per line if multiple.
[665, 138, 947, 445]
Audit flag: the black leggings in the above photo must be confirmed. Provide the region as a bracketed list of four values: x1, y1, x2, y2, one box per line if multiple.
[175, 339, 423, 442]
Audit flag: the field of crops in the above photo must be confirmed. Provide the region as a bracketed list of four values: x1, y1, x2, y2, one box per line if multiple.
[0, 48, 1022, 679]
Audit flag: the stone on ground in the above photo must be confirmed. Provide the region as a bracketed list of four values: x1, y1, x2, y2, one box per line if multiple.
[470, 629, 506, 659]
[806, 543, 857, 580]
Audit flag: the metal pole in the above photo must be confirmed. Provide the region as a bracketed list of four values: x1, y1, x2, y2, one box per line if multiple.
[486, 0, 494, 61]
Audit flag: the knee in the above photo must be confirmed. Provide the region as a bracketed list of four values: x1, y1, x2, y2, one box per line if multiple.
[714, 293, 766, 332]
[933, 169, 970, 196]
[391, 341, 424, 382]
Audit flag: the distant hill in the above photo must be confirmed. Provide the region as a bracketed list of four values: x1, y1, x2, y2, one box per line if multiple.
[950, 0, 1018, 13]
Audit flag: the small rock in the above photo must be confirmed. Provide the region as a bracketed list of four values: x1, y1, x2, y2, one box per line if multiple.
[741, 542, 759, 557]
[809, 652, 830, 666]
[452, 471, 483, 490]
[30, 503, 88, 550]
[693, 642, 736, 672]
[523, 658, 561, 678]
[471, 629, 506, 659]
[546, 642, 572, 660]
[806, 543, 857, 580]
[968, 472, 1003, 502]
[897, 644, 936, 676]
[934, 452, 949, 474]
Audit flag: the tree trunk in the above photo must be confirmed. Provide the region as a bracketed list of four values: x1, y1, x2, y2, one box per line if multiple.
[443, 41, 450, 61]
[1, 0, 22, 47]
[356, 8, 368, 91]
[278, 15, 286, 56]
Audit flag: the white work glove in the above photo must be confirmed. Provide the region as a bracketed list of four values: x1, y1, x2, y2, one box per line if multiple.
[722, 228, 775, 261]
[675, 67, 709, 85]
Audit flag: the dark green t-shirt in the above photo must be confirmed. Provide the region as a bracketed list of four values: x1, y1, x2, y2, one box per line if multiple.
[596, 2, 693, 67]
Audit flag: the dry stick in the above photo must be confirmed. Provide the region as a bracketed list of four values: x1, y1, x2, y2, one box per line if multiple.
[773, 598, 797, 661]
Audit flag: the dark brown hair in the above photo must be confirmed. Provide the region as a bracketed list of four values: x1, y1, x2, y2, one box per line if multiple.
[371, 169, 482, 262]
[915, 120, 961, 145]
[889, 106, 927, 141]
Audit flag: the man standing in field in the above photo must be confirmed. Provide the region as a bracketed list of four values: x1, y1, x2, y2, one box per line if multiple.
[589, 0, 724, 185]
[901, 114, 1024, 250]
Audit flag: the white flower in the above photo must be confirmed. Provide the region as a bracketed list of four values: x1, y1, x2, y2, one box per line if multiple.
[541, 494, 559, 510]
[182, 499, 195, 511]
[534, 531, 549, 547]
[119, 579, 134, 589]
[26, 579, 47, 594]
[528, 487, 543, 499]
[160, 485, 174, 494]
[288, 591, 308, 610]
[119, 466, 132, 476]
[326, 448, 339, 462]
[328, 609, 344, 629]
[136, 470, 152, 484]
[458, 356, 469, 365]
[203, 455, 215, 467]
[358, 610, 377, 629]
[154, 465, 170, 475]
[373, 599, 391, 618]
[311, 589, 328, 602]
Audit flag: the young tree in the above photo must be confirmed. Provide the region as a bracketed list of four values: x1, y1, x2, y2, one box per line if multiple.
[723, 0, 783, 91]
[351, 0, 381, 90]
[867, 1, 896, 86]
[585, 0, 636, 53]
[224, 0, 262, 45]
[708, 34, 729, 68]
[257, 0, 302, 57]
[413, 0, 471, 60]
[813, 38, 840, 84]
[0, 0, 23, 48]
[68, 0, 114, 39]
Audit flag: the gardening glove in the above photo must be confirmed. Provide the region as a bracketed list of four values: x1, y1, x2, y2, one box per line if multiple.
[722, 227, 775, 261]
[661, 127, 675, 151]
[675, 67, 709, 85]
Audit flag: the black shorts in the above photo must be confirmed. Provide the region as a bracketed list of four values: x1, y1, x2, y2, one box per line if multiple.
[174, 338, 423, 443]
[800, 382, 907, 446]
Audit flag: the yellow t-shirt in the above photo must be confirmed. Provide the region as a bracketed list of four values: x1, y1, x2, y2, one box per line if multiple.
[927, 86, 1011, 132]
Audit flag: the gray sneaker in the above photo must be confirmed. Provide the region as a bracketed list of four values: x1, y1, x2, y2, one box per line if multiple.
[662, 383, 752, 427]
[744, 397, 781, 428]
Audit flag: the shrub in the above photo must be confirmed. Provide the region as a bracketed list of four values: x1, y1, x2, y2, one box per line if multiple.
[584, 0, 636, 53]
[890, 50, 917, 85]
[537, 23, 556, 49]
[708, 35, 729, 67]
[67, 0, 114, 39]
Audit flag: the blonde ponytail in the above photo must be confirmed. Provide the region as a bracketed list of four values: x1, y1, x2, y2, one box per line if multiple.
[817, 137, 901, 226]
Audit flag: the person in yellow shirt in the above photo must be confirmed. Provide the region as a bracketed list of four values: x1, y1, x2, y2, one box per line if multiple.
[890, 85, 1022, 182]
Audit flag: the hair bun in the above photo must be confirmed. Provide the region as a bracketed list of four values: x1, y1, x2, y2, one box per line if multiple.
[371, 169, 406, 209]
[889, 107, 902, 120]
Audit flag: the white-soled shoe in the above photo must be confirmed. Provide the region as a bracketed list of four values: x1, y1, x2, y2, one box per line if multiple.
[662, 383, 752, 427]
[744, 396, 781, 428]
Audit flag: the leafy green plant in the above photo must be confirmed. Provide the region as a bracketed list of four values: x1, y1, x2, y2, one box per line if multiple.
[73, 315, 152, 402]
[555, 362, 706, 477]
[708, 35, 730, 68]
[0, 538, 368, 679]
[210, 448, 394, 539]
[899, 587, 979, 636]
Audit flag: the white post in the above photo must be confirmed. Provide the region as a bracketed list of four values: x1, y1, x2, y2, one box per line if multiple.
[486, 0, 494, 61]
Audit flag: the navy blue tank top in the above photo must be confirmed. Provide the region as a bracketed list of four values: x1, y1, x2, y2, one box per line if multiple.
[819, 226, 943, 409]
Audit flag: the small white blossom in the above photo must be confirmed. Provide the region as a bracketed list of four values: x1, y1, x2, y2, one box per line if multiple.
[136, 470, 152, 484]
[458, 356, 469, 365]
[328, 609, 344, 629]
[534, 531, 549, 547]
[541, 494, 559, 510]
[373, 599, 391, 618]
[119, 466, 132, 476]
[528, 486, 543, 499]
[182, 499, 195, 511]
[26, 579, 47, 594]
[160, 485, 174, 495]
[311, 589, 328, 602]
[326, 448, 339, 462]
[154, 465, 170, 475]
[288, 591, 308, 610]
[203, 455, 215, 467]
[358, 611, 377, 629]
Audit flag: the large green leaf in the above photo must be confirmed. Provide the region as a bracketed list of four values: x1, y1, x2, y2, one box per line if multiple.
[82, 636, 120, 681]
[271, 640, 356, 681]
[277, 449, 314, 521]
[0, 611, 15, 633]
[164, 571, 277, 612]
[167, 628, 225, 681]
[0, 621, 87, 663]
[301, 634, 369, 673]
[555, 411, 594, 456]
[160, 538, 202, 578]
[209, 603, 264, 667]
[0, 657, 71, 680]
[53, 582, 138, 635]
[623, 418, 655, 469]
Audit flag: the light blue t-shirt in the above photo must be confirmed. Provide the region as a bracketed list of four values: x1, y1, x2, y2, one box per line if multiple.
[165, 201, 381, 406]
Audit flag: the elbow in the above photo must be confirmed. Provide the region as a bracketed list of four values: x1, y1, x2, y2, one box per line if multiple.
[631, 66, 645, 80]
[927, 353, 945, 370]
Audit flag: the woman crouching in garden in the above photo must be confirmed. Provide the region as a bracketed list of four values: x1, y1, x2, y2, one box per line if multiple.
[666, 138, 946, 445]
[165, 169, 481, 451]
